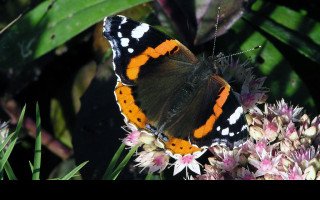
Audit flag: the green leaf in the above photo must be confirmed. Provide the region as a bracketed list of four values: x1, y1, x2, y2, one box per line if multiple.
[0, 105, 26, 178]
[32, 102, 42, 180]
[0, 151, 17, 180]
[102, 142, 126, 180]
[0, 0, 152, 71]
[109, 145, 138, 180]
[102, 144, 138, 180]
[251, 0, 320, 45]
[59, 161, 88, 180]
[245, 0, 320, 64]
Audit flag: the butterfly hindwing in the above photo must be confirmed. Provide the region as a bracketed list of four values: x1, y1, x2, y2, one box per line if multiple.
[189, 76, 248, 149]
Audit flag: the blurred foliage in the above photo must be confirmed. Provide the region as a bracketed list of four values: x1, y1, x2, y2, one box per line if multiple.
[0, 0, 319, 179]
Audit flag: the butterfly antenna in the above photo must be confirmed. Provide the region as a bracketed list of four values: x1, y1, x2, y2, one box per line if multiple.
[214, 45, 262, 62]
[212, 6, 221, 57]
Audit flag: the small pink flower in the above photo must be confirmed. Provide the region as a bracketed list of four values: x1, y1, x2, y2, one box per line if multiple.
[122, 131, 141, 146]
[236, 167, 256, 180]
[196, 164, 224, 180]
[209, 148, 242, 172]
[282, 121, 299, 140]
[260, 158, 273, 171]
[263, 119, 278, 141]
[248, 149, 282, 177]
[249, 77, 267, 91]
[148, 153, 170, 174]
[173, 154, 201, 176]
[181, 155, 194, 164]
[241, 93, 256, 108]
[281, 162, 305, 180]
[246, 137, 272, 156]
[255, 139, 267, 155]
[290, 146, 316, 166]
[288, 172, 303, 180]
[222, 155, 237, 171]
[269, 99, 303, 122]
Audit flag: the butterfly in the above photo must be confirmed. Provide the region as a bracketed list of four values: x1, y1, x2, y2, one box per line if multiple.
[102, 15, 248, 158]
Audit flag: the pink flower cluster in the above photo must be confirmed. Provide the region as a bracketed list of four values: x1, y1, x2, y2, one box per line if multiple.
[194, 99, 320, 180]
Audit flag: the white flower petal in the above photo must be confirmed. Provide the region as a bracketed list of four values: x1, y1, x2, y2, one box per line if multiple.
[173, 162, 186, 176]
[187, 161, 201, 175]
[248, 158, 260, 169]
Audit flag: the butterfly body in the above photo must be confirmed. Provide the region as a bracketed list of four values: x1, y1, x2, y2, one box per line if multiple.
[103, 15, 248, 157]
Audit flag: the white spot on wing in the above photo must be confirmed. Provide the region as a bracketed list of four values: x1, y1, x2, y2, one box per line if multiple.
[120, 38, 129, 47]
[241, 125, 248, 131]
[118, 32, 122, 38]
[227, 106, 243, 125]
[128, 48, 134, 53]
[131, 23, 149, 40]
[221, 128, 229, 136]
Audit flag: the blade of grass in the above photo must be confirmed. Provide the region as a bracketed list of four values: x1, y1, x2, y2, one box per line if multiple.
[109, 145, 138, 180]
[102, 142, 126, 180]
[32, 102, 42, 180]
[3, 153, 17, 180]
[29, 160, 34, 172]
[60, 161, 88, 180]
[0, 105, 26, 178]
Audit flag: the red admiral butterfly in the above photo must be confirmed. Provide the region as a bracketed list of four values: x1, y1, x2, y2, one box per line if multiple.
[102, 15, 248, 158]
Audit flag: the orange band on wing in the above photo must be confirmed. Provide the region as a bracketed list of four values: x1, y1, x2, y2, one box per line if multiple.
[115, 82, 150, 129]
[126, 40, 180, 80]
[193, 83, 231, 139]
[164, 136, 202, 156]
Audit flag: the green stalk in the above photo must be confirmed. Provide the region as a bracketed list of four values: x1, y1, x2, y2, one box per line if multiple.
[32, 103, 42, 180]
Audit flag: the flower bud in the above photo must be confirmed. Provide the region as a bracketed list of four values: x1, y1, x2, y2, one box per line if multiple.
[311, 115, 320, 130]
[139, 132, 155, 145]
[304, 165, 316, 180]
[281, 157, 292, 172]
[288, 131, 299, 141]
[249, 126, 263, 141]
[300, 114, 310, 125]
[264, 119, 278, 142]
[280, 140, 293, 155]
[245, 114, 253, 125]
[308, 158, 320, 171]
[142, 143, 157, 152]
[302, 126, 317, 139]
